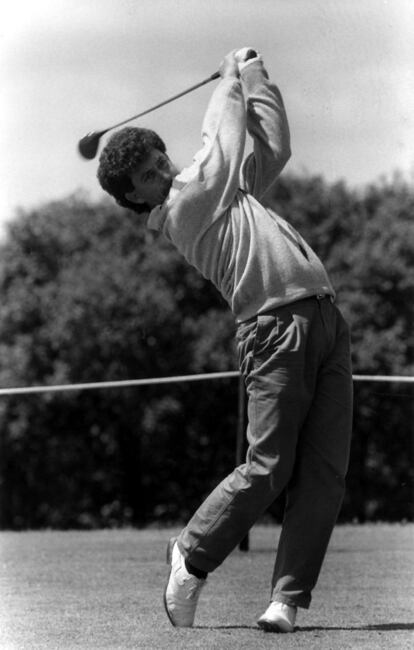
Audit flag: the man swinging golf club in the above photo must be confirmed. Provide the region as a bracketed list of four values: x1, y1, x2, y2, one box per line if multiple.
[97, 47, 353, 633]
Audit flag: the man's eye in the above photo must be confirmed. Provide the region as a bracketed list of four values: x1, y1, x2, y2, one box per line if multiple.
[144, 170, 155, 182]
[157, 158, 167, 169]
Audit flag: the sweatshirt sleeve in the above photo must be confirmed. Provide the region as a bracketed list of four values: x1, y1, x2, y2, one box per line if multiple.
[156, 76, 247, 238]
[239, 60, 291, 200]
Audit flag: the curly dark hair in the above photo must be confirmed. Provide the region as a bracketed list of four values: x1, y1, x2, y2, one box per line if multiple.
[97, 127, 166, 214]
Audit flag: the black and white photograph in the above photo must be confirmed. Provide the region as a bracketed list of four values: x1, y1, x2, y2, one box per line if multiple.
[1, 1, 413, 648]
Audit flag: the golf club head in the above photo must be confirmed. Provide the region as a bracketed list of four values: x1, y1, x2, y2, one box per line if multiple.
[78, 130, 106, 160]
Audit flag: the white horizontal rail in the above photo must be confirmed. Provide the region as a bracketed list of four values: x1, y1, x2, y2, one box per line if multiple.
[0, 371, 240, 396]
[0, 372, 412, 396]
[352, 375, 414, 383]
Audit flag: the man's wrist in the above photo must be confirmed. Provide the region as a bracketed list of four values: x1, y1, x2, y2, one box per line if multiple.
[239, 58, 269, 88]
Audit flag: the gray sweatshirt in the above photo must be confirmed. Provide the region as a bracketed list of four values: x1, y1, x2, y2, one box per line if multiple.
[147, 58, 335, 323]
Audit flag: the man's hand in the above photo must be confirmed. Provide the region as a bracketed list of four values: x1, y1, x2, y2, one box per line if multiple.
[219, 50, 240, 79]
[234, 47, 258, 64]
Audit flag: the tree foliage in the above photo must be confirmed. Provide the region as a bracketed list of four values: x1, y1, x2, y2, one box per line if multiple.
[0, 173, 412, 528]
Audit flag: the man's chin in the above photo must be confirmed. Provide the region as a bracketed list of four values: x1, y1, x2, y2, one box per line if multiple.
[161, 184, 172, 203]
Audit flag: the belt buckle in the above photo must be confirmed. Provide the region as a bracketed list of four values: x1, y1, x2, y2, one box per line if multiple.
[316, 293, 334, 304]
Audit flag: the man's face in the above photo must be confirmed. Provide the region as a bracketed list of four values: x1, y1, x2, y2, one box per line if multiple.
[126, 148, 178, 210]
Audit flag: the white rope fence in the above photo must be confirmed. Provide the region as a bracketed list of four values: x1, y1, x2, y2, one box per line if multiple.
[0, 372, 240, 396]
[352, 375, 414, 383]
[0, 372, 412, 396]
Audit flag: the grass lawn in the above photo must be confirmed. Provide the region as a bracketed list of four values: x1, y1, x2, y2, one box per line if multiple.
[0, 524, 413, 649]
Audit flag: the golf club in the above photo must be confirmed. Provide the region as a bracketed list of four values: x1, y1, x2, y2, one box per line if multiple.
[78, 71, 220, 160]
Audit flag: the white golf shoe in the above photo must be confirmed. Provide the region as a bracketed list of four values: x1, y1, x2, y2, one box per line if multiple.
[257, 601, 297, 633]
[163, 537, 206, 627]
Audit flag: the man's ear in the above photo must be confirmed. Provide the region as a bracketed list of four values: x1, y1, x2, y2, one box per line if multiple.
[125, 190, 145, 205]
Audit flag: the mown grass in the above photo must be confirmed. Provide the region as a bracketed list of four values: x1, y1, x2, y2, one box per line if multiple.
[0, 524, 413, 649]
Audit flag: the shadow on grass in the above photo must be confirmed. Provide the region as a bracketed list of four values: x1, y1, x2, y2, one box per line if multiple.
[196, 623, 414, 632]
[194, 625, 258, 630]
[298, 623, 414, 632]
[241, 547, 372, 555]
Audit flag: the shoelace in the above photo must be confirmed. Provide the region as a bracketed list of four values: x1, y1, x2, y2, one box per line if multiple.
[186, 579, 204, 600]
[178, 573, 204, 600]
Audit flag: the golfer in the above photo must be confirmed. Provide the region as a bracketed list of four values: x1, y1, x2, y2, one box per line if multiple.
[97, 48, 353, 633]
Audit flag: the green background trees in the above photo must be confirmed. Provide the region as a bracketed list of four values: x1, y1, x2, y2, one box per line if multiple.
[0, 174, 412, 528]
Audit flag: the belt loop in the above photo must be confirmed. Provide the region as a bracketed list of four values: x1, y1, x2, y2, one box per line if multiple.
[316, 294, 335, 304]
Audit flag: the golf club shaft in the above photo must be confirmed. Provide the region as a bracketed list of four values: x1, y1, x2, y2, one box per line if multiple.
[103, 71, 220, 135]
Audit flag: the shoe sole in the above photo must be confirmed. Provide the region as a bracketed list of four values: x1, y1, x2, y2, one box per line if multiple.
[257, 618, 294, 633]
[163, 536, 177, 627]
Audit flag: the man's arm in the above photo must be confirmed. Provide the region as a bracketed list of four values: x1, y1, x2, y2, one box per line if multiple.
[238, 51, 291, 200]
[162, 51, 247, 232]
